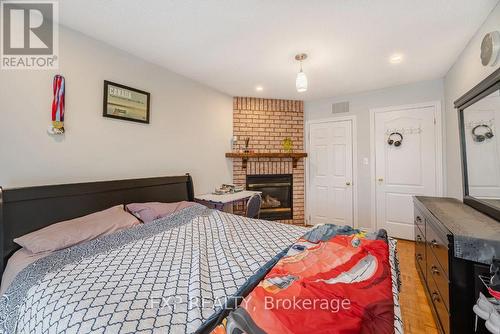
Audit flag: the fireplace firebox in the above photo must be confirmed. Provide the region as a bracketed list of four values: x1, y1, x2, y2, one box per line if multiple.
[246, 174, 292, 220]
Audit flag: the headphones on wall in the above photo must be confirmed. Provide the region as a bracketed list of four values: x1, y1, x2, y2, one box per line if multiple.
[472, 124, 494, 142]
[387, 132, 403, 147]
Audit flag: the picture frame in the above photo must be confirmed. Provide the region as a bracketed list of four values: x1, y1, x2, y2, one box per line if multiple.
[103, 80, 150, 124]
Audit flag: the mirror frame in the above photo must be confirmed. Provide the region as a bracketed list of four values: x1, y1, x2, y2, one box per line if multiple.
[455, 67, 500, 222]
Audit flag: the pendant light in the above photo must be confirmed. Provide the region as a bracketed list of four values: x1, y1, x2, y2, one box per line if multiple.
[295, 53, 308, 93]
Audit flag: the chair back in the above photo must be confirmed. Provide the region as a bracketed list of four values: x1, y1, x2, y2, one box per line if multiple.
[246, 194, 262, 219]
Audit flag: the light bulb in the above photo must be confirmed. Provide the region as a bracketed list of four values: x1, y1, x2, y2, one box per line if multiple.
[296, 70, 308, 93]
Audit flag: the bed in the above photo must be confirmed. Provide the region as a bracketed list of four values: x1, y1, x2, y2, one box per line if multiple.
[0, 175, 403, 333]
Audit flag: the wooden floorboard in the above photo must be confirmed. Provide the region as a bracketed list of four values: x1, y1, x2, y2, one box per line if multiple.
[397, 239, 440, 334]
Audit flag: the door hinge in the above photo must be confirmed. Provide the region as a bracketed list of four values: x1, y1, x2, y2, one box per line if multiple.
[433, 117, 436, 125]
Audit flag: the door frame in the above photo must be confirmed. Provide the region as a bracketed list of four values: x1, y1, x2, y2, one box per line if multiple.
[369, 101, 444, 231]
[305, 115, 358, 228]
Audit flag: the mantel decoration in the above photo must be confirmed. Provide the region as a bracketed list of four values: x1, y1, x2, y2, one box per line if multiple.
[282, 137, 293, 153]
[244, 137, 250, 153]
[103, 80, 150, 124]
[48, 75, 65, 135]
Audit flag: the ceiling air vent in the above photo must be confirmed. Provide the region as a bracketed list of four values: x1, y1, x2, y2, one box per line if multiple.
[332, 101, 349, 114]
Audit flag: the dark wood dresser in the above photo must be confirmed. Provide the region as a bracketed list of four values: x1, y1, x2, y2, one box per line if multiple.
[414, 196, 500, 334]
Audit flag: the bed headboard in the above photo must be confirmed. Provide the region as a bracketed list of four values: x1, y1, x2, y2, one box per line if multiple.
[0, 174, 194, 276]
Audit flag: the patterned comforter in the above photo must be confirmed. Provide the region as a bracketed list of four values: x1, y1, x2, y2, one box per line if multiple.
[0, 204, 402, 333]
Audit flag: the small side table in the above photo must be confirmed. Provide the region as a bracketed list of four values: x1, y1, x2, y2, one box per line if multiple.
[195, 190, 261, 213]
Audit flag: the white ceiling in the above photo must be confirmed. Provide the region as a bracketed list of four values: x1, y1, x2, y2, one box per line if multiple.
[59, 0, 499, 100]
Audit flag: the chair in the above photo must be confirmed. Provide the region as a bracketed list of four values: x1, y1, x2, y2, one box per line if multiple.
[246, 194, 262, 219]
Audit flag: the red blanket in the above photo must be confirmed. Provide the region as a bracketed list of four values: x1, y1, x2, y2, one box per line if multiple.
[211, 225, 395, 334]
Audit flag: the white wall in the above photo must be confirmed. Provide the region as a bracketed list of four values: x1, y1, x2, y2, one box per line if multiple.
[0, 27, 233, 194]
[305, 79, 444, 229]
[444, 3, 500, 200]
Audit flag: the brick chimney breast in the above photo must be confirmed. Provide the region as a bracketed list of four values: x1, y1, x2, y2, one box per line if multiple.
[232, 97, 305, 225]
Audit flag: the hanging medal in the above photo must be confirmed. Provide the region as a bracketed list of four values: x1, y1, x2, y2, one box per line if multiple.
[49, 75, 65, 135]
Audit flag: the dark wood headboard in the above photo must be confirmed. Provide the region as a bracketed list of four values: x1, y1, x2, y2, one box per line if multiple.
[0, 174, 194, 276]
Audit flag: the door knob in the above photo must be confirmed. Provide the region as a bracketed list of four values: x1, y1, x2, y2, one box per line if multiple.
[346, 182, 351, 186]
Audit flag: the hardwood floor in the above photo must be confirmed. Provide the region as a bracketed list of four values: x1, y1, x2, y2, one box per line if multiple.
[397, 239, 440, 334]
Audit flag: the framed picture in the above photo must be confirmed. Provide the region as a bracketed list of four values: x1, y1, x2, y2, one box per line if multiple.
[103, 80, 150, 124]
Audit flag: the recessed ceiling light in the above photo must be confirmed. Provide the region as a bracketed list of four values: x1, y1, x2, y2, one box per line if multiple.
[255, 86, 263, 92]
[389, 54, 403, 64]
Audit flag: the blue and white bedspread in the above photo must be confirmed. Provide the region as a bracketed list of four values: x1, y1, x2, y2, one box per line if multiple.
[0, 205, 307, 333]
[0, 205, 403, 333]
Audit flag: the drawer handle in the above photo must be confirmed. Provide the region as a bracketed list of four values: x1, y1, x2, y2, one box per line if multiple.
[432, 292, 440, 302]
[416, 235, 422, 242]
[431, 265, 440, 275]
[431, 239, 438, 248]
[416, 254, 423, 261]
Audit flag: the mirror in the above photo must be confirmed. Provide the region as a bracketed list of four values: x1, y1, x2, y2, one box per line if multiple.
[461, 87, 500, 217]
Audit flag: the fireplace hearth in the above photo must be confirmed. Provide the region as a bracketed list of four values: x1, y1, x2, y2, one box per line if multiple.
[246, 174, 293, 220]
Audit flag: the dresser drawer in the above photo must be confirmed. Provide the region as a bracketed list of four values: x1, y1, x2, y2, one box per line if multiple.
[427, 269, 450, 334]
[414, 207, 425, 233]
[426, 247, 449, 311]
[426, 218, 449, 277]
[415, 224, 426, 278]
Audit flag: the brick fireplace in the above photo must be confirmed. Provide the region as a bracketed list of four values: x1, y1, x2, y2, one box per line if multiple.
[232, 97, 305, 225]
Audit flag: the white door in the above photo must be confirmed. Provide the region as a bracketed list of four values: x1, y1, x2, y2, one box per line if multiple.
[374, 104, 440, 240]
[309, 120, 354, 226]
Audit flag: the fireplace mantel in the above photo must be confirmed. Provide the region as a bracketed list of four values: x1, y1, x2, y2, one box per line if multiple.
[225, 152, 307, 169]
